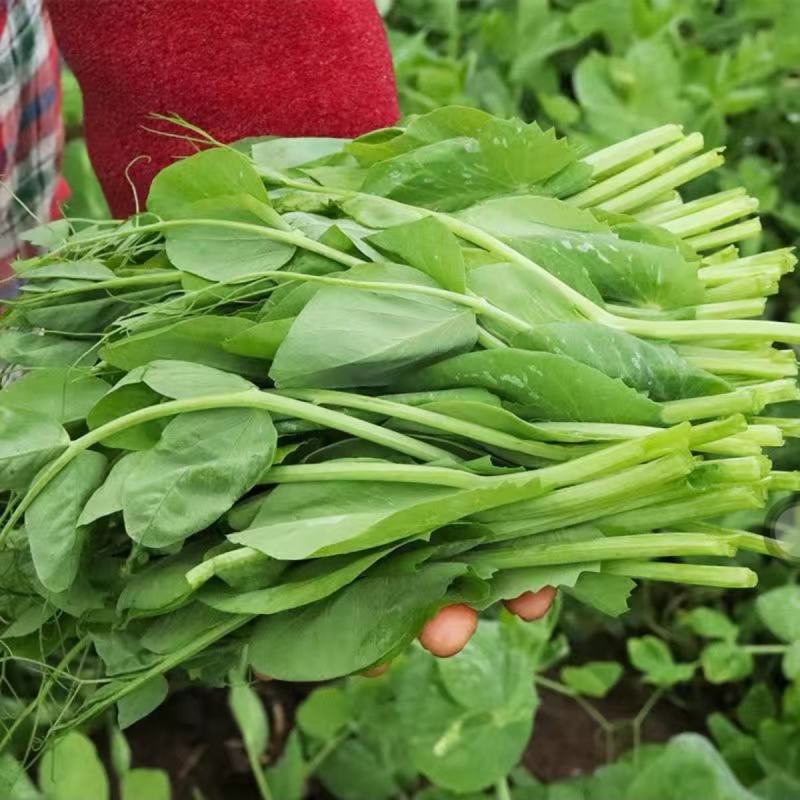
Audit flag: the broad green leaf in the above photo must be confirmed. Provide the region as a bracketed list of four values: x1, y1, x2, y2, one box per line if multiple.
[26, 450, 108, 593]
[701, 642, 754, 684]
[100, 316, 267, 378]
[248, 561, 468, 680]
[756, 586, 800, 642]
[0, 406, 69, 492]
[17, 259, 115, 281]
[164, 195, 295, 281]
[436, 620, 537, 714]
[627, 636, 696, 688]
[117, 541, 207, 616]
[782, 641, 800, 680]
[296, 686, 350, 741]
[0, 368, 110, 424]
[200, 547, 394, 614]
[109, 726, 132, 777]
[228, 470, 550, 560]
[265, 729, 306, 800]
[147, 146, 269, 219]
[680, 607, 739, 641]
[402, 349, 662, 424]
[561, 661, 623, 698]
[252, 136, 346, 171]
[737, 683, 776, 733]
[368, 216, 466, 292]
[624, 733, 757, 800]
[395, 647, 534, 793]
[135, 359, 254, 398]
[513, 323, 730, 401]
[0, 754, 41, 800]
[79, 452, 147, 525]
[361, 114, 576, 211]
[140, 603, 232, 655]
[317, 737, 399, 800]
[229, 681, 269, 757]
[117, 674, 168, 729]
[0, 329, 97, 368]
[466, 261, 592, 338]
[479, 563, 592, 610]
[223, 318, 293, 359]
[38, 732, 109, 800]
[123, 408, 276, 547]
[120, 769, 171, 800]
[270, 286, 477, 389]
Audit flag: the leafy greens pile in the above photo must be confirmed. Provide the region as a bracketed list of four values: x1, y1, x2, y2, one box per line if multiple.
[2, 105, 799, 746]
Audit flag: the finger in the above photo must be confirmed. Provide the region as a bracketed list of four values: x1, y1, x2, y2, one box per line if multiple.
[360, 661, 391, 678]
[503, 586, 557, 621]
[418, 603, 478, 658]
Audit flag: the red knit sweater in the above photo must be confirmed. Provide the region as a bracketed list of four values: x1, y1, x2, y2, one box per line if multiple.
[47, 0, 399, 217]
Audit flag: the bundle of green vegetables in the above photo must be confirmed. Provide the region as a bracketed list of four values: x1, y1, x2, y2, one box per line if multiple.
[2, 106, 798, 743]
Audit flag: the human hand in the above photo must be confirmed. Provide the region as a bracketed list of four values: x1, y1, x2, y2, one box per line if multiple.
[418, 586, 557, 658]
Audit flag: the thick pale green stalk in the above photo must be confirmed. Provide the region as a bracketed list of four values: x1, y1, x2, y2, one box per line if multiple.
[602, 560, 758, 589]
[581, 124, 685, 178]
[637, 187, 747, 225]
[463, 532, 737, 570]
[568, 133, 704, 208]
[661, 196, 759, 238]
[687, 218, 762, 251]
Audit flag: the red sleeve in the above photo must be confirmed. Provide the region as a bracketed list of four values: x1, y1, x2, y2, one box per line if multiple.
[47, 0, 399, 218]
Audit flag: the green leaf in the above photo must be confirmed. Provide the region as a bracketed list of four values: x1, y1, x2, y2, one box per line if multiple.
[0, 329, 97, 368]
[164, 195, 295, 281]
[78, 452, 146, 526]
[402, 349, 662, 424]
[109, 726, 132, 778]
[0, 406, 69, 492]
[38, 732, 109, 800]
[561, 661, 623, 698]
[120, 769, 171, 800]
[248, 561, 468, 680]
[200, 547, 394, 614]
[117, 541, 207, 616]
[117, 674, 168, 729]
[296, 686, 350, 740]
[0, 754, 41, 800]
[623, 733, 757, 800]
[361, 112, 576, 211]
[627, 636, 696, 688]
[265, 729, 305, 800]
[756, 586, 800, 642]
[18, 259, 115, 281]
[512, 323, 730, 401]
[564, 571, 635, 617]
[782, 641, 800, 680]
[229, 681, 269, 758]
[395, 644, 535, 793]
[737, 683, 776, 732]
[147, 146, 269, 219]
[367, 216, 466, 292]
[139, 603, 232, 656]
[252, 136, 346, 171]
[100, 316, 268, 378]
[701, 642, 754, 684]
[135, 359, 255, 398]
[317, 737, 399, 800]
[680, 607, 739, 641]
[0, 368, 110, 424]
[269, 286, 477, 389]
[25, 450, 108, 593]
[122, 408, 276, 547]
[223, 318, 293, 359]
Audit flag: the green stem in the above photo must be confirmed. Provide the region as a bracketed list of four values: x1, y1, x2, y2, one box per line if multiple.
[662, 195, 759, 238]
[742, 644, 789, 655]
[686, 218, 762, 252]
[463, 532, 738, 571]
[495, 778, 512, 800]
[259, 462, 484, 488]
[602, 560, 758, 588]
[638, 188, 746, 225]
[281, 388, 574, 461]
[581, 124, 685, 178]
[569, 132, 704, 208]
[11, 272, 181, 305]
[0, 390, 454, 542]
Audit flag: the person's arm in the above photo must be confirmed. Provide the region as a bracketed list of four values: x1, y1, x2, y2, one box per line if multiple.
[47, 0, 399, 217]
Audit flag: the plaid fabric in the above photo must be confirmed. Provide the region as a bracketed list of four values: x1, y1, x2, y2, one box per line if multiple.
[0, 0, 62, 299]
